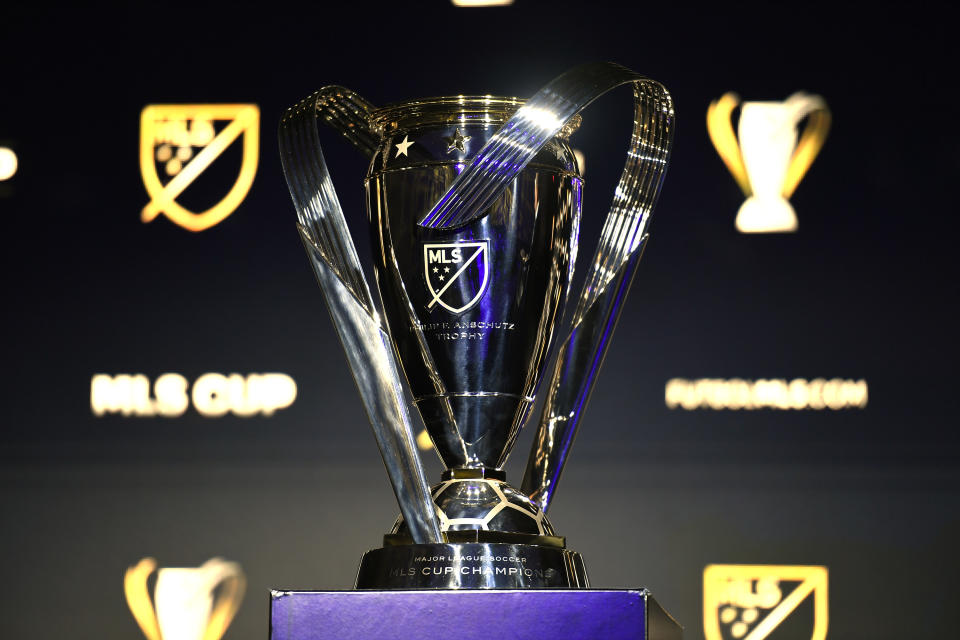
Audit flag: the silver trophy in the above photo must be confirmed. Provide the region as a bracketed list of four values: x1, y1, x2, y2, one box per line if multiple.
[280, 62, 673, 588]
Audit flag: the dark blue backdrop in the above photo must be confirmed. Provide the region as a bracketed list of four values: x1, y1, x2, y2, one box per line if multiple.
[1, 2, 956, 639]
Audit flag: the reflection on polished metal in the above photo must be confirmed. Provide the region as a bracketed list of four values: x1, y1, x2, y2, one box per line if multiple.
[279, 62, 673, 589]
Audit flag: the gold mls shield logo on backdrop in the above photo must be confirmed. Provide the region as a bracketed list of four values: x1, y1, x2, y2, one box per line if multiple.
[140, 104, 259, 232]
[703, 565, 828, 640]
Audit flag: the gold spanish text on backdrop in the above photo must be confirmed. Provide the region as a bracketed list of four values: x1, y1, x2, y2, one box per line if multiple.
[140, 104, 259, 232]
[665, 378, 867, 410]
[703, 564, 828, 640]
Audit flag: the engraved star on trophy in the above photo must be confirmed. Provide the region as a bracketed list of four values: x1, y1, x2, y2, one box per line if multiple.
[279, 62, 673, 588]
[707, 92, 830, 233]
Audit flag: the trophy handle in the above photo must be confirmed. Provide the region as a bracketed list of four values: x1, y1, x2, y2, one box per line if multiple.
[418, 62, 671, 229]
[312, 86, 379, 157]
[782, 96, 830, 198]
[706, 92, 752, 197]
[123, 557, 162, 640]
[521, 74, 673, 511]
[280, 89, 443, 545]
[520, 235, 649, 511]
[199, 559, 246, 640]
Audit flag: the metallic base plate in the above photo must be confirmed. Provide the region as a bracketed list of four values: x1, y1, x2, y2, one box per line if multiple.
[356, 542, 588, 589]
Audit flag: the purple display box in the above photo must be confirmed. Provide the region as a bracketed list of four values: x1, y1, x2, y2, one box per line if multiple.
[270, 589, 681, 640]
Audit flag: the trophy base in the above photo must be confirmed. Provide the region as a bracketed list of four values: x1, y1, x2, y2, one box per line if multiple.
[362, 469, 587, 588]
[356, 540, 589, 589]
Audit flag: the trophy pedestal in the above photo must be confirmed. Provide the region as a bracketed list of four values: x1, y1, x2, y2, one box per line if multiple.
[270, 589, 682, 640]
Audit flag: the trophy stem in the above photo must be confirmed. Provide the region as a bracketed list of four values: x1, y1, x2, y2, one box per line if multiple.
[442, 467, 505, 480]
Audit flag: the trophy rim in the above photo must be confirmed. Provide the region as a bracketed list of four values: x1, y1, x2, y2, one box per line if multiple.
[371, 94, 581, 138]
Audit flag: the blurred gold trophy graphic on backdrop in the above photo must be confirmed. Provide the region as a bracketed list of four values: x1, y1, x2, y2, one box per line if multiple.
[707, 92, 830, 233]
[124, 557, 245, 640]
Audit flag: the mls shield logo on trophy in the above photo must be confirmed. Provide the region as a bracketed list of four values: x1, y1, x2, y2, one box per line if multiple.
[140, 104, 260, 232]
[707, 92, 830, 233]
[422, 241, 491, 314]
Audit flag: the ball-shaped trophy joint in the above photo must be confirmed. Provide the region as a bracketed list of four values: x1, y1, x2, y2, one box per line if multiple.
[389, 474, 563, 547]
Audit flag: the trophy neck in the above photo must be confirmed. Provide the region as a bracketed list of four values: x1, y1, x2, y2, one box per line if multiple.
[441, 467, 506, 481]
